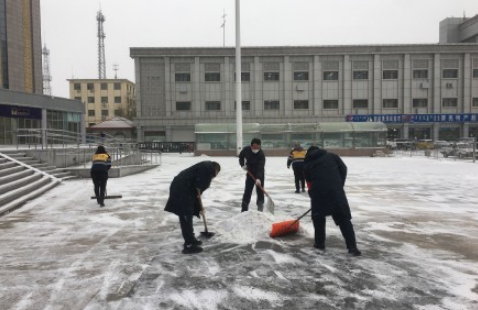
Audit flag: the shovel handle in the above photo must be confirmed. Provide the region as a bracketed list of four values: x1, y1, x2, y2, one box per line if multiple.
[196, 189, 208, 233]
[246, 170, 271, 198]
[288, 208, 312, 228]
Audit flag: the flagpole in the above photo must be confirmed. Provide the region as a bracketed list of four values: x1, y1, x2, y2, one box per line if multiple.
[235, 0, 243, 155]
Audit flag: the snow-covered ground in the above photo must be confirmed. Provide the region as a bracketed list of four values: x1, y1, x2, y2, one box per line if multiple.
[0, 153, 477, 310]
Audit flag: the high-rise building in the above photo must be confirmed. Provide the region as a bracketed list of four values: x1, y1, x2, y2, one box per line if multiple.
[0, 0, 43, 94]
[440, 14, 478, 43]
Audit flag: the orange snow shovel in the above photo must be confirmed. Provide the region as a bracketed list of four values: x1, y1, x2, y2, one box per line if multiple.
[270, 208, 311, 238]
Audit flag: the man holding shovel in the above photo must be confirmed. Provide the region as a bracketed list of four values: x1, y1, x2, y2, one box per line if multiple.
[165, 161, 221, 254]
[239, 138, 266, 212]
[304, 146, 361, 256]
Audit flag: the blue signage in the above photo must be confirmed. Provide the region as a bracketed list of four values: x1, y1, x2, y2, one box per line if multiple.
[0, 104, 42, 120]
[346, 114, 478, 123]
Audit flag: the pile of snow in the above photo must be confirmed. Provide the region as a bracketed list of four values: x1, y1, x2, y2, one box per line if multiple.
[213, 210, 275, 244]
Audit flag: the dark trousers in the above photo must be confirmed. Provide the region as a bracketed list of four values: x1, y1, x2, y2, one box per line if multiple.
[293, 166, 305, 191]
[179, 214, 196, 245]
[91, 170, 108, 204]
[241, 174, 264, 212]
[312, 213, 357, 250]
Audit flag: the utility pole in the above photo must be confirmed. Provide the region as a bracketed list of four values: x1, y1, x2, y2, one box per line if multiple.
[221, 9, 227, 47]
[113, 63, 119, 79]
[97, 10, 106, 79]
[42, 44, 52, 95]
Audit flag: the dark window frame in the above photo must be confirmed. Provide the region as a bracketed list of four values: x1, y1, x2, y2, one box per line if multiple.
[114, 83, 121, 90]
[442, 98, 458, 107]
[175, 73, 191, 82]
[293, 72, 309, 81]
[234, 101, 251, 110]
[264, 72, 280, 81]
[383, 99, 399, 108]
[413, 99, 428, 108]
[442, 69, 458, 79]
[264, 100, 280, 110]
[176, 101, 191, 111]
[323, 100, 339, 109]
[323, 71, 339, 80]
[293, 100, 309, 110]
[100, 83, 108, 90]
[234, 72, 250, 82]
[353, 99, 368, 109]
[205, 72, 221, 82]
[87, 83, 94, 90]
[87, 97, 95, 104]
[114, 96, 121, 104]
[205, 101, 221, 111]
[383, 70, 398, 80]
[88, 110, 95, 117]
[413, 69, 428, 79]
[353, 71, 369, 80]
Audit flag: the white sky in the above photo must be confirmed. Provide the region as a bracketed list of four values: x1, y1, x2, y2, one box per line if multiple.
[40, 0, 478, 98]
[1, 153, 477, 308]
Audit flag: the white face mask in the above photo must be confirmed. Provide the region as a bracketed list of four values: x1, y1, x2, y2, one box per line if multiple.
[252, 149, 259, 154]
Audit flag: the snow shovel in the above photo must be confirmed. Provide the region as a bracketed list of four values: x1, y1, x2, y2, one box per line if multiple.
[246, 170, 275, 214]
[270, 208, 311, 238]
[90, 188, 122, 199]
[197, 189, 215, 238]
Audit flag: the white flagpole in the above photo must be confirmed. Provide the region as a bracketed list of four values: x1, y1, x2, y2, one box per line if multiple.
[235, 0, 243, 155]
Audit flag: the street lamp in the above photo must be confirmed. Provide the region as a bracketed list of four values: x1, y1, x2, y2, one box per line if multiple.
[235, 0, 243, 155]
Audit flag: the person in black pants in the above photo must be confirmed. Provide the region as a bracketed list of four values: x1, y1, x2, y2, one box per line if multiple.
[287, 143, 307, 193]
[164, 161, 221, 254]
[90, 145, 112, 207]
[238, 138, 266, 212]
[304, 146, 361, 256]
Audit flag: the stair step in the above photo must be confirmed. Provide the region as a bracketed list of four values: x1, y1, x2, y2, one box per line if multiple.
[0, 162, 16, 170]
[0, 166, 24, 178]
[0, 177, 53, 206]
[0, 173, 43, 195]
[0, 169, 34, 186]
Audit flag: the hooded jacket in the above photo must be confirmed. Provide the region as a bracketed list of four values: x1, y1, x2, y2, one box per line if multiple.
[238, 146, 265, 180]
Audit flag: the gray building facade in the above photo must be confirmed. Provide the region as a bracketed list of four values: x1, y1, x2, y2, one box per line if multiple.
[440, 14, 478, 44]
[130, 44, 478, 142]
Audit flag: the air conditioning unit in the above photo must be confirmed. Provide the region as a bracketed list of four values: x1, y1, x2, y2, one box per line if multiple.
[296, 85, 305, 91]
[420, 82, 429, 89]
[446, 83, 453, 89]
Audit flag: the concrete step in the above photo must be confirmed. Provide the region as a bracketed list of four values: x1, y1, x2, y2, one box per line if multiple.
[0, 169, 34, 186]
[0, 161, 16, 170]
[0, 176, 53, 207]
[0, 166, 24, 178]
[0, 173, 43, 195]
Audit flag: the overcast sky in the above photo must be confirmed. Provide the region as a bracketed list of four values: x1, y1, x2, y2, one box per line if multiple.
[40, 0, 477, 98]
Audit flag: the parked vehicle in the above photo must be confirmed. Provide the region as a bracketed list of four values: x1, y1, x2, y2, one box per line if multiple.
[440, 142, 475, 158]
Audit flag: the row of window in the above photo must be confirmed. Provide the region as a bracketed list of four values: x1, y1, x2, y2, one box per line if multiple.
[74, 82, 122, 91]
[173, 69, 478, 82]
[173, 98, 478, 111]
[87, 110, 123, 117]
[75, 96, 123, 104]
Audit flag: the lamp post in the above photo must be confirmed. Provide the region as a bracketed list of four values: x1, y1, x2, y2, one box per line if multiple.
[235, 0, 243, 155]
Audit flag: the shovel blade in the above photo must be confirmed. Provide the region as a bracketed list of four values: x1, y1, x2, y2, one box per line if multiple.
[90, 195, 123, 199]
[200, 231, 215, 238]
[270, 220, 300, 238]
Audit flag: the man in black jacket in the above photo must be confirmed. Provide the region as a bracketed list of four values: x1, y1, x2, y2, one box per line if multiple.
[304, 146, 361, 256]
[164, 161, 221, 254]
[238, 138, 266, 212]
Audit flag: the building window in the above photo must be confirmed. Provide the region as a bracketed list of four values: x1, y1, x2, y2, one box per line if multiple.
[234, 72, 250, 81]
[413, 99, 428, 108]
[87, 97, 95, 103]
[175, 73, 191, 82]
[74, 83, 81, 91]
[473, 69, 478, 78]
[264, 72, 279, 81]
[88, 110, 95, 117]
[114, 96, 121, 104]
[323, 100, 338, 109]
[205, 73, 221, 82]
[294, 72, 309, 81]
[176, 101, 191, 111]
[205, 101, 221, 111]
[442, 98, 458, 107]
[234, 101, 251, 110]
[74, 96, 81, 101]
[472, 98, 478, 107]
[293, 100, 309, 109]
[353, 71, 368, 80]
[323, 71, 338, 80]
[101, 110, 108, 117]
[353, 99, 368, 109]
[88, 123, 96, 127]
[383, 99, 398, 108]
[264, 100, 280, 110]
[87, 83, 94, 91]
[114, 83, 121, 90]
[442, 69, 458, 79]
[101, 83, 108, 90]
[413, 70, 428, 79]
[114, 109, 122, 116]
[383, 70, 398, 79]
[101, 96, 108, 104]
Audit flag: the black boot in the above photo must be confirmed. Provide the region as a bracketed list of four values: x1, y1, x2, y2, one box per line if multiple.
[182, 244, 203, 254]
[257, 203, 264, 212]
[348, 248, 362, 256]
[241, 202, 249, 212]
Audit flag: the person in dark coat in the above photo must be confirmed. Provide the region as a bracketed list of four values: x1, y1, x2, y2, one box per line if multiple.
[304, 146, 361, 256]
[90, 145, 112, 207]
[238, 138, 266, 212]
[164, 161, 221, 254]
[287, 143, 307, 193]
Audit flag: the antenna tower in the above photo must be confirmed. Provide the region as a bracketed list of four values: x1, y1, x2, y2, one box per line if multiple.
[97, 10, 106, 79]
[113, 63, 119, 79]
[221, 9, 227, 47]
[42, 44, 52, 95]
